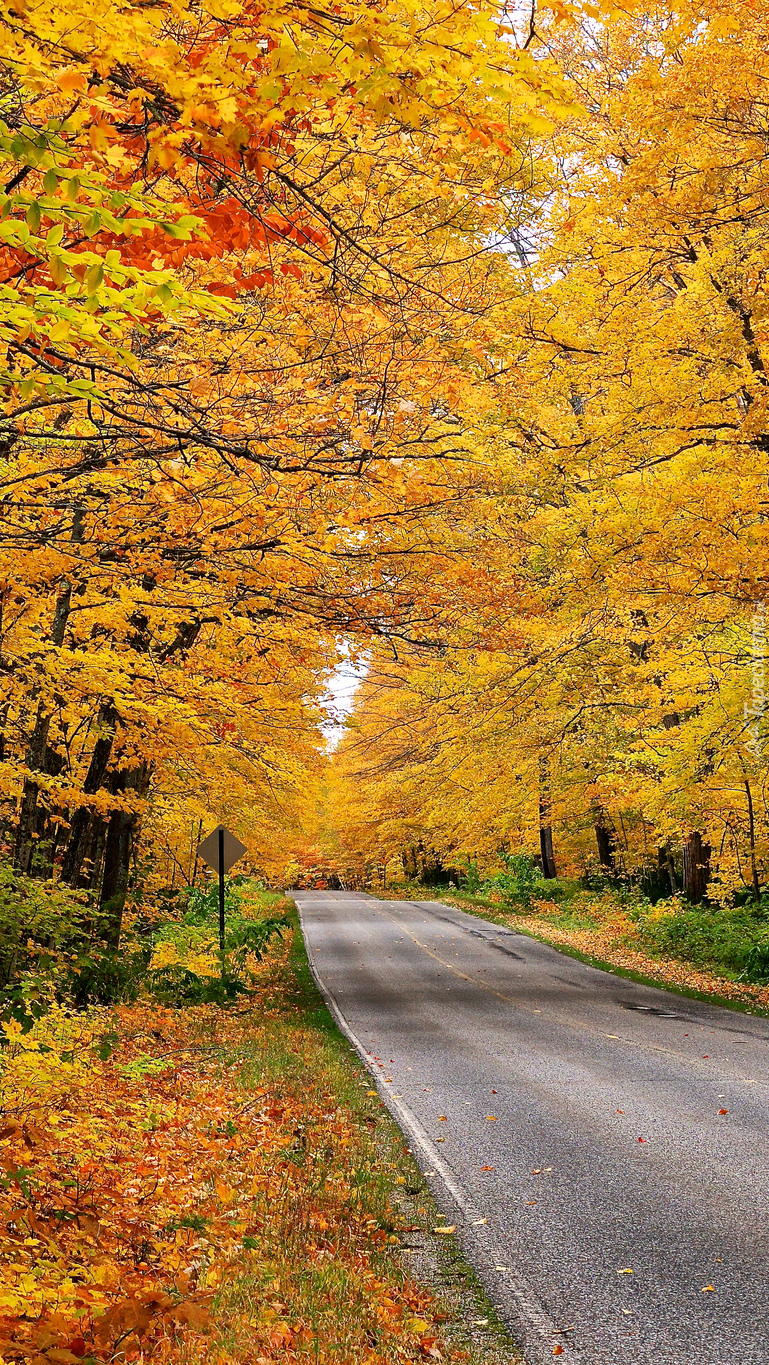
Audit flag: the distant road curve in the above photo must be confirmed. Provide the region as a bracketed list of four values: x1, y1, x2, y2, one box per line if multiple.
[295, 890, 769, 1365]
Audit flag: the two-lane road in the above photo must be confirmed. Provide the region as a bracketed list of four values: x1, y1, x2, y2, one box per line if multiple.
[295, 890, 769, 1365]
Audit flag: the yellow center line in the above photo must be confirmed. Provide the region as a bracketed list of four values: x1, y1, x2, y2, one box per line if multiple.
[373, 905, 764, 1085]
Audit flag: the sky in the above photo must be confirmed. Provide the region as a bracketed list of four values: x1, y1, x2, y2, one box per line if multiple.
[322, 646, 367, 748]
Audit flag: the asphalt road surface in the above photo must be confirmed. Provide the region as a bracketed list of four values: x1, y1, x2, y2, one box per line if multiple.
[295, 890, 769, 1365]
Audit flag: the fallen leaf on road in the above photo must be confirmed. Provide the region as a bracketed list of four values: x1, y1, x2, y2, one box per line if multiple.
[553, 1346, 564, 1356]
[618, 1268, 633, 1275]
[718, 1109, 728, 1115]
[701, 1285, 715, 1292]
[526, 1200, 537, 1205]
[617, 1109, 625, 1114]
[486, 1115, 497, 1121]
[436, 1137, 445, 1142]
[480, 1165, 494, 1170]
[532, 1168, 542, 1173]
[433, 1225, 455, 1235]
[439, 1116, 447, 1121]
[494, 1265, 509, 1271]
[638, 1138, 646, 1143]
[472, 1217, 487, 1225]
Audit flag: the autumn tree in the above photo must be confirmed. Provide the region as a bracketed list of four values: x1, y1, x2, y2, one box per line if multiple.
[0, 0, 574, 927]
[320, 0, 769, 905]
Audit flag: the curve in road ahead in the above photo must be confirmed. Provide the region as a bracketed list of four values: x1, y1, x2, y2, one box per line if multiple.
[295, 890, 769, 1365]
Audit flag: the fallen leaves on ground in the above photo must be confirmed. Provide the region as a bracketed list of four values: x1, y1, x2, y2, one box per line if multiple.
[0, 941, 460, 1364]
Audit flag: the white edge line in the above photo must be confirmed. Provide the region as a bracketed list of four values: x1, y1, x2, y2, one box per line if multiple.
[296, 900, 584, 1365]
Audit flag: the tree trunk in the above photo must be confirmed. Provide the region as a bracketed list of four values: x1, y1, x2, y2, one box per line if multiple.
[33, 744, 66, 877]
[14, 509, 83, 874]
[99, 763, 150, 946]
[402, 845, 419, 880]
[538, 756, 557, 879]
[61, 702, 118, 885]
[682, 832, 711, 903]
[593, 805, 618, 875]
[744, 779, 761, 901]
[417, 841, 444, 886]
[658, 841, 677, 895]
[14, 584, 74, 873]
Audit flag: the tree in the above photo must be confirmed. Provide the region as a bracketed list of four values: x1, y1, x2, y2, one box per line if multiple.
[0, 0, 573, 926]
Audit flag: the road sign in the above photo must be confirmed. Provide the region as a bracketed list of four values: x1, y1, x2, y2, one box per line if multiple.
[197, 824, 247, 875]
[197, 824, 247, 952]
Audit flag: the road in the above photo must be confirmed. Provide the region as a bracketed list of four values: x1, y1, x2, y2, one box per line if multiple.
[295, 890, 769, 1365]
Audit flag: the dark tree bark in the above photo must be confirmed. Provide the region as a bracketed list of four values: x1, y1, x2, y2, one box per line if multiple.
[33, 744, 67, 877]
[592, 802, 618, 875]
[402, 844, 419, 880]
[682, 832, 711, 903]
[15, 588, 74, 872]
[99, 762, 150, 946]
[538, 756, 557, 880]
[658, 841, 677, 895]
[401, 840, 445, 886]
[14, 509, 83, 874]
[744, 779, 761, 901]
[61, 702, 118, 885]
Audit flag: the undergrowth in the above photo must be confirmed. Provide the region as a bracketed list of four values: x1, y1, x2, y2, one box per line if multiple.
[0, 890, 515, 1365]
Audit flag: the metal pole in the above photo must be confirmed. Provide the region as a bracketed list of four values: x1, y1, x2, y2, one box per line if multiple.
[218, 826, 225, 955]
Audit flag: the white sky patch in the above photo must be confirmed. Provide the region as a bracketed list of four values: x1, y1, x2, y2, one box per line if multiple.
[322, 645, 368, 749]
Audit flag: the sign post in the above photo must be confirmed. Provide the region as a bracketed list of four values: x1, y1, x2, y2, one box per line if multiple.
[197, 824, 248, 956]
[218, 827, 225, 951]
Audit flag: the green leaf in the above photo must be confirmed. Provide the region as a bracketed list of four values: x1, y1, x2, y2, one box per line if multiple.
[43, 168, 58, 196]
[46, 222, 64, 246]
[97, 1029, 120, 1061]
[25, 201, 41, 233]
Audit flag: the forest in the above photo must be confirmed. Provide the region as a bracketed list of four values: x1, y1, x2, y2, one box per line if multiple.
[3, 0, 767, 922]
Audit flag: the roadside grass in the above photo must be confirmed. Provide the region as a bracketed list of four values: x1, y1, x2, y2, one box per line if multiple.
[381, 880, 769, 1017]
[1, 888, 520, 1365]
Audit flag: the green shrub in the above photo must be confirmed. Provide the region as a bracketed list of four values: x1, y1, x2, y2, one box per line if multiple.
[0, 861, 106, 1029]
[147, 879, 289, 1006]
[639, 905, 768, 976]
[479, 852, 543, 905]
[739, 941, 769, 984]
[461, 861, 482, 894]
[0, 861, 95, 980]
[64, 942, 152, 1007]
